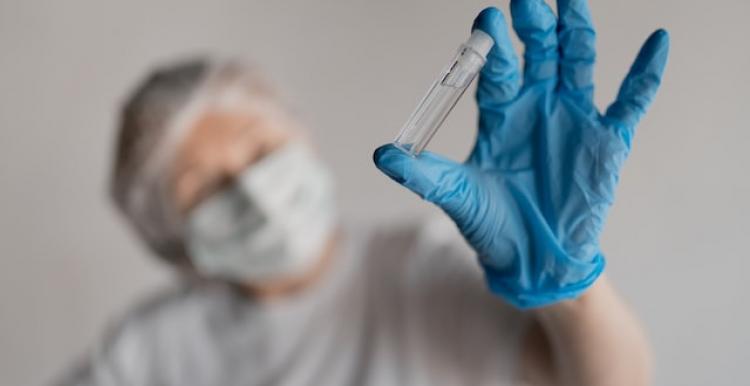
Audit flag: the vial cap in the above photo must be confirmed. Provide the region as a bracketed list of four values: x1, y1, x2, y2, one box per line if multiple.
[466, 30, 494, 58]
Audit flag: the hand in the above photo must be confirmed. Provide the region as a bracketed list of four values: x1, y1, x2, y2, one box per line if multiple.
[374, 0, 669, 308]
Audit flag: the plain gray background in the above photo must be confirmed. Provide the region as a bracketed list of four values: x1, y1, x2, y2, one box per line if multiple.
[0, 0, 748, 385]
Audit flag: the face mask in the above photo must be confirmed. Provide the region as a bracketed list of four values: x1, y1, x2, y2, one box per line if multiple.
[184, 141, 336, 283]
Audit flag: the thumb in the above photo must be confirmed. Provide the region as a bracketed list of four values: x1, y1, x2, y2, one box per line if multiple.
[373, 144, 473, 215]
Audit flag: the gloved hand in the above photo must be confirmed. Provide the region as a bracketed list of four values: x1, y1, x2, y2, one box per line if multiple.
[374, 0, 670, 308]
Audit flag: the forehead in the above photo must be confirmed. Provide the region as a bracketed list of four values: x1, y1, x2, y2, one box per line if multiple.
[189, 110, 259, 141]
[182, 104, 294, 151]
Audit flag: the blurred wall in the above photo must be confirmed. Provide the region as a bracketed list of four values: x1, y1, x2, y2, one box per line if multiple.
[0, 0, 748, 385]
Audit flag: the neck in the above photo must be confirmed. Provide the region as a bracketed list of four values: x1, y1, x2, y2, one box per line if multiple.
[241, 228, 341, 300]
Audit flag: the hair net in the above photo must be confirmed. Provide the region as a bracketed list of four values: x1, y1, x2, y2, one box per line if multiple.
[110, 58, 276, 263]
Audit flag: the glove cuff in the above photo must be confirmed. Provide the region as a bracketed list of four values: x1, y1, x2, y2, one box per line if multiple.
[482, 253, 606, 309]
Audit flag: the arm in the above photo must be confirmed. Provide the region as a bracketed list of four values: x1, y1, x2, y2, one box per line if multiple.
[521, 275, 652, 386]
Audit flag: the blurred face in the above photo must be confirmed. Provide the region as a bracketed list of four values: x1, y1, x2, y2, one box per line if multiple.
[168, 102, 337, 298]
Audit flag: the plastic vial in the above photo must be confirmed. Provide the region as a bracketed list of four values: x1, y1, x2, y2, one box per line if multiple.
[393, 30, 493, 156]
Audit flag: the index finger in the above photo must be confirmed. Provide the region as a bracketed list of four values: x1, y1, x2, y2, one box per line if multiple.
[473, 7, 521, 107]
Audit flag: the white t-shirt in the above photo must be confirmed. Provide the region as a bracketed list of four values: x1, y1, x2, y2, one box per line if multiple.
[58, 218, 529, 386]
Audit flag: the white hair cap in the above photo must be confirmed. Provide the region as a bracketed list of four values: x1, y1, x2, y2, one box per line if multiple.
[110, 59, 276, 262]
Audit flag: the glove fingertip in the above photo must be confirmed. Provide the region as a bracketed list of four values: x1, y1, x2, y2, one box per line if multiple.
[372, 144, 390, 165]
[654, 28, 670, 42]
[373, 144, 410, 184]
[637, 29, 671, 75]
[472, 7, 502, 34]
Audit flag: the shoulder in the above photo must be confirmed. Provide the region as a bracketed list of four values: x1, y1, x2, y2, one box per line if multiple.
[93, 283, 203, 354]
[360, 214, 525, 322]
[56, 282, 220, 385]
[353, 215, 475, 269]
[346, 215, 466, 258]
[345, 214, 486, 300]
[98, 282, 232, 363]
[352, 215, 529, 380]
[62, 280, 246, 385]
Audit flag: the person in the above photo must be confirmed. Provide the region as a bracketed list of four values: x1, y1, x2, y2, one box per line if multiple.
[58, 1, 669, 385]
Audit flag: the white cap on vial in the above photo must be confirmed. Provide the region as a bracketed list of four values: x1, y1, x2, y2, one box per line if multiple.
[465, 30, 494, 58]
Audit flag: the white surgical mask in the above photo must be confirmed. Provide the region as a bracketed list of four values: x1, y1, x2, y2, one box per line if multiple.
[184, 141, 336, 283]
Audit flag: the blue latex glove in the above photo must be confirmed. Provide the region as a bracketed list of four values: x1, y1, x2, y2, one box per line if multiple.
[374, 0, 670, 308]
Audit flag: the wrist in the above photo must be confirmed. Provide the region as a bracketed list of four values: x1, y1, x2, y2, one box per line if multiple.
[533, 274, 608, 325]
[482, 251, 605, 309]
